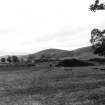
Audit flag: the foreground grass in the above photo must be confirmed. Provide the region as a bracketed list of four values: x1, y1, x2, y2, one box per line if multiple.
[0, 66, 105, 104]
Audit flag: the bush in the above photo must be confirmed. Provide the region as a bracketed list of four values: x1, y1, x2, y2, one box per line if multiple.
[56, 59, 94, 67]
[89, 58, 105, 63]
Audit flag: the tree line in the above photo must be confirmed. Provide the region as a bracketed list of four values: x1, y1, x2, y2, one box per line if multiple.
[0, 56, 20, 63]
[0, 54, 54, 65]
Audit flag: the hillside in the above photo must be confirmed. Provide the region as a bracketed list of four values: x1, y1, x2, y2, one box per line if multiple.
[29, 48, 70, 59]
[2, 46, 104, 63]
[20, 46, 104, 61]
[72, 46, 104, 59]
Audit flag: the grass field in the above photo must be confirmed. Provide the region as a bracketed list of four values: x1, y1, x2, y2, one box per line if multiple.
[0, 64, 105, 105]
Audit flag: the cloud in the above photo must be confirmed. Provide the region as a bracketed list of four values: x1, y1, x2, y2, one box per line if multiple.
[0, 29, 15, 34]
[36, 26, 89, 42]
[0, 0, 104, 55]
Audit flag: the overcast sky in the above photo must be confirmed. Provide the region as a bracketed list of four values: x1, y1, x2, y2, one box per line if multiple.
[0, 0, 105, 55]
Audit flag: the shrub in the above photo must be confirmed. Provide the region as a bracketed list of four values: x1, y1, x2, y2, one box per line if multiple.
[56, 59, 94, 67]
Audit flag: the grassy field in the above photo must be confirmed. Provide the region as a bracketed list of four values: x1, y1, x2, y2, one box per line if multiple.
[0, 65, 105, 105]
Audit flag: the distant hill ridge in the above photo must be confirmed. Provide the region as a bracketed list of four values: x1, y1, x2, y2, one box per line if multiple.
[26, 46, 104, 60]
[2, 46, 104, 60]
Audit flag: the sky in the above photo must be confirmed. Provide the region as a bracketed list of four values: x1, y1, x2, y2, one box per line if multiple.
[0, 0, 105, 55]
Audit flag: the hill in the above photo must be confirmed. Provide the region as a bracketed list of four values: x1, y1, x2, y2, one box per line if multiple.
[29, 48, 69, 59]
[23, 46, 104, 61]
[2, 46, 104, 62]
[71, 46, 104, 59]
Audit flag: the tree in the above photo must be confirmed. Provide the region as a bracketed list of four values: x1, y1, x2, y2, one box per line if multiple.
[90, 28, 105, 55]
[40, 54, 50, 62]
[7, 56, 12, 63]
[12, 56, 19, 63]
[41, 55, 46, 59]
[89, 0, 99, 12]
[1, 58, 6, 63]
[89, 0, 105, 12]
